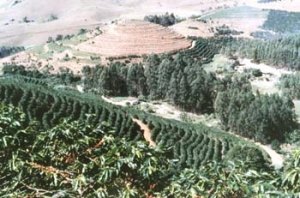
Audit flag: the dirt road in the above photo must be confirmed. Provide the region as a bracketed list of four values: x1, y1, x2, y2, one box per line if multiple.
[132, 118, 156, 147]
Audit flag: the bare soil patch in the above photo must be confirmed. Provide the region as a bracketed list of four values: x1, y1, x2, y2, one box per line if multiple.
[78, 20, 192, 57]
[132, 118, 156, 147]
[0, 0, 245, 46]
[171, 19, 214, 38]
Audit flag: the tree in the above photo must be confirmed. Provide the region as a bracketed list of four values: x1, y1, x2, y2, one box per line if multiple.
[178, 75, 189, 109]
[127, 64, 147, 97]
[99, 67, 111, 95]
[167, 72, 178, 104]
[157, 58, 173, 98]
[252, 48, 260, 63]
[144, 55, 160, 99]
[215, 77, 297, 143]
[224, 145, 270, 170]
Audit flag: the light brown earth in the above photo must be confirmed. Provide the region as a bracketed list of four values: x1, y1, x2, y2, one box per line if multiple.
[132, 118, 156, 147]
[0, 0, 246, 46]
[213, 18, 266, 38]
[171, 18, 266, 39]
[0, 19, 194, 73]
[1, 0, 299, 46]
[171, 19, 215, 38]
[78, 20, 191, 57]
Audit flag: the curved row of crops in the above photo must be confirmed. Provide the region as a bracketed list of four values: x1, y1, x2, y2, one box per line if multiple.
[145, 119, 236, 168]
[0, 77, 258, 168]
[181, 37, 234, 63]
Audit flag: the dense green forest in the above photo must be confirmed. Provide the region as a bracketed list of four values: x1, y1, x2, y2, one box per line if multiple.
[0, 104, 299, 197]
[83, 54, 217, 114]
[215, 76, 297, 143]
[279, 72, 300, 99]
[262, 10, 300, 34]
[221, 35, 300, 70]
[0, 46, 25, 58]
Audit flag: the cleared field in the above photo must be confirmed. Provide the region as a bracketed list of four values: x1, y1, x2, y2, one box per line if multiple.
[236, 59, 292, 95]
[200, 6, 269, 38]
[77, 20, 192, 57]
[0, 19, 194, 73]
[0, 0, 245, 46]
[201, 6, 268, 19]
[203, 54, 235, 73]
[171, 19, 214, 38]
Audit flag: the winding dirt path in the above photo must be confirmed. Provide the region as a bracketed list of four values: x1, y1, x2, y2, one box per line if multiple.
[230, 131, 284, 169]
[256, 143, 284, 169]
[102, 96, 284, 168]
[132, 118, 156, 147]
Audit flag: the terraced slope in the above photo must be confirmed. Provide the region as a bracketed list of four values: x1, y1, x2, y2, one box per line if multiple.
[77, 20, 192, 57]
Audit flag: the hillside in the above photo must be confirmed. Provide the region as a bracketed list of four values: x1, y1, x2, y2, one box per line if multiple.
[0, 19, 191, 74]
[0, 0, 300, 197]
[78, 20, 192, 57]
[1, 103, 299, 197]
[0, 0, 247, 46]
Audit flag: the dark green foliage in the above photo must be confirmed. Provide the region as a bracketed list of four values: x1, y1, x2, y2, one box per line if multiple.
[144, 13, 177, 26]
[144, 54, 160, 99]
[0, 77, 257, 169]
[262, 10, 300, 33]
[215, 25, 243, 36]
[0, 105, 172, 197]
[221, 36, 300, 70]
[0, 46, 24, 58]
[82, 52, 218, 113]
[178, 75, 189, 109]
[181, 38, 227, 63]
[85, 63, 127, 96]
[55, 34, 63, 41]
[215, 77, 297, 143]
[279, 72, 300, 99]
[224, 145, 269, 170]
[287, 129, 300, 145]
[0, 78, 142, 141]
[3, 64, 81, 85]
[252, 69, 263, 77]
[2, 104, 299, 197]
[126, 63, 147, 96]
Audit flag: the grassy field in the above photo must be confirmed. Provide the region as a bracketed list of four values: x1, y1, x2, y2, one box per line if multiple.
[202, 6, 268, 19]
[202, 54, 235, 73]
[62, 34, 89, 45]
